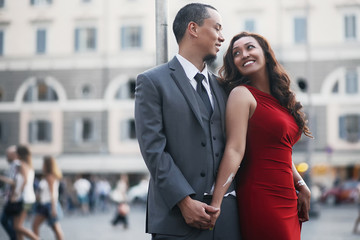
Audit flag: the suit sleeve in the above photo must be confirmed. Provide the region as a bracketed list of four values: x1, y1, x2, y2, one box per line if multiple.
[134, 73, 195, 210]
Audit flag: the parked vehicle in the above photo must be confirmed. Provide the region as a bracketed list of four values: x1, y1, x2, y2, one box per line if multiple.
[320, 180, 360, 205]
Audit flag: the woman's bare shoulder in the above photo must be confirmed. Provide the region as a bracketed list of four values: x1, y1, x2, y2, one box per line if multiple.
[228, 85, 255, 102]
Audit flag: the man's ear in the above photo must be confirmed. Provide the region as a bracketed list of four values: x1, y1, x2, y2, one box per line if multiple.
[188, 22, 198, 38]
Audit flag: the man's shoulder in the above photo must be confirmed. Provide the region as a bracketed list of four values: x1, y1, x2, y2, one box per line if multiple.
[139, 61, 170, 78]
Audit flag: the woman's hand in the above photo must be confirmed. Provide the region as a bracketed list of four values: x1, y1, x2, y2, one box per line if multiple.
[297, 184, 311, 222]
[209, 206, 221, 229]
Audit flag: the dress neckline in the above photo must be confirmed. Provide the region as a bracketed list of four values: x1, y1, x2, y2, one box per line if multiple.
[244, 85, 274, 99]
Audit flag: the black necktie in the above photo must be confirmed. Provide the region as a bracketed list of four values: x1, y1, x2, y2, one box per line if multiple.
[194, 73, 213, 116]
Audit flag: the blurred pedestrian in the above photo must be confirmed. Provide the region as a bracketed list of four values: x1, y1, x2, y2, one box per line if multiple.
[353, 181, 360, 234]
[110, 174, 130, 229]
[96, 177, 111, 212]
[13, 145, 38, 239]
[32, 155, 64, 240]
[0, 145, 20, 240]
[73, 175, 91, 214]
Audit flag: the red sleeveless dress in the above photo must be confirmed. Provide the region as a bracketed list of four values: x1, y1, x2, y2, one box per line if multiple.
[236, 85, 301, 240]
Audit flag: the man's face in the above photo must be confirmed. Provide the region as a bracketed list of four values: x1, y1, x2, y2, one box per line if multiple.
[196, 8, 224, 62]
[6, 149, 16, 163]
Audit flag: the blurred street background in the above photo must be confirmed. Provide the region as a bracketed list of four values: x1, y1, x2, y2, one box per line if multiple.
[0, 202, 360, 240]
[1, 0, 360, 239]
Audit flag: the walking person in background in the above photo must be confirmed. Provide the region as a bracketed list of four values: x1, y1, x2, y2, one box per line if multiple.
[32, 155, 64, 240]
[110, 174, 130, 229]
[13, 145, 38, 240]
[73, 174, 91, 214]
[208, 32, 311, 240]
[353, 181, 360, 234]
[0, 146, 20, 240]
[135, 3, 241, 239]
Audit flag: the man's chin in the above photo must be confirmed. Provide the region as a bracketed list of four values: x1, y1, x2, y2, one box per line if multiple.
[204, 54, 217, 65]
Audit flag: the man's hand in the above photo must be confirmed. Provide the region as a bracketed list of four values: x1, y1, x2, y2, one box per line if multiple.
[178, 196, 219, 230]
[297, 184, 311, 222]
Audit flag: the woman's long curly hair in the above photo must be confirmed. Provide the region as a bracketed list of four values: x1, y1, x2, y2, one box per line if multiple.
[219, 31, 312, 138]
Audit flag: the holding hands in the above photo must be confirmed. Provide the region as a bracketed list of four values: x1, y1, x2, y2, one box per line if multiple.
[178, 196, 220, 230]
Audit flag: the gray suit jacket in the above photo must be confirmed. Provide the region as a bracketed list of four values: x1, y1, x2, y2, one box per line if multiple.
[135, 57, 227, 236]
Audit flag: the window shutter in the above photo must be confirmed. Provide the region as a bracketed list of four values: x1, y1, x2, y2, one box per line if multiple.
[120, 120, 129, 140]
[339, 116, 346, 140]
[121, 27, 125, 49]
[36, 29, 46, 54]
[46, 121, 52, 142]
[0, 31, 3, 56]
[139, 26, 143, 48]
[92, 28, 97, 50]
[28, 121, 36, 143]
[75, 120, 81, 143]
[75, 28, 80, 52]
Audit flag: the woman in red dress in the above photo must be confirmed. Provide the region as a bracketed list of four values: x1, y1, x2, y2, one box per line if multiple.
[210, 32, 312, 239]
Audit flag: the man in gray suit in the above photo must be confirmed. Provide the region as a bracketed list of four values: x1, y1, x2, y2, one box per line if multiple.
[135, 3, 241, 239]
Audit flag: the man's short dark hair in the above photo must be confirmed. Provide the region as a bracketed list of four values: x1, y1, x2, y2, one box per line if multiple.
[172, 3, 217, 44]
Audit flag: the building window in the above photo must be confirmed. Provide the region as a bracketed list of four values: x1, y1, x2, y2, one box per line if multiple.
[244, 19, 255, 33]
[0, 30, 4, 56]
[345, 69, 358, 94]
[294, 17, 307, 44]
[115, 78, 136, 99]
[339, 115, 360, 143]
[121, 26, 142, 49]
[82, 0, 91, 2]
[0, 0, 5, 8]
[30, 0, 52, 6]
[24, 79, 58, 102]
[75, 27, 97, 52]
[344, 14, 357, 40]
[0, 87, 3, 101]
[28, 120, 52, 143]
[120, 119, 136, 140]
[75, 119, 94, 142]
[36, 29, 46, 54]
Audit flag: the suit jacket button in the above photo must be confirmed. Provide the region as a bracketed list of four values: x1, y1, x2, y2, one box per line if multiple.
[201, 142, 206, 147]
[215, 153, 219, 157]
[200, 172, 206, 177]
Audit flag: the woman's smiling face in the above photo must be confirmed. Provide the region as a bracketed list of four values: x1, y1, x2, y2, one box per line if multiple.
[232, 36, 267, 77]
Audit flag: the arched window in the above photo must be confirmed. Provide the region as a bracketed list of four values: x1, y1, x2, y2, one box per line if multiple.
[115, 78, 136, 100]
[23, 79, 58, 102]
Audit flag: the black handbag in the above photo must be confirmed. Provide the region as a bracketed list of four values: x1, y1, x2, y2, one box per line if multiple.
[4, 201, 23, 216]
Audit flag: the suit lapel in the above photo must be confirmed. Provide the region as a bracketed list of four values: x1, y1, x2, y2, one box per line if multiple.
[209, 73, 226, 134]
[169, 57, 205, 130]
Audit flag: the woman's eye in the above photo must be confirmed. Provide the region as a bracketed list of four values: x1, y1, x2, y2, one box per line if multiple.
[248, 45, 255, 49]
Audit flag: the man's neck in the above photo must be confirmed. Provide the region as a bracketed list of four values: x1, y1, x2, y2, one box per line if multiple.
[178, 50, 205, 72]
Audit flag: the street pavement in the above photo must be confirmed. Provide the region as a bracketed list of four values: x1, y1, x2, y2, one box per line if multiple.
[0, 203, 359, 240]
